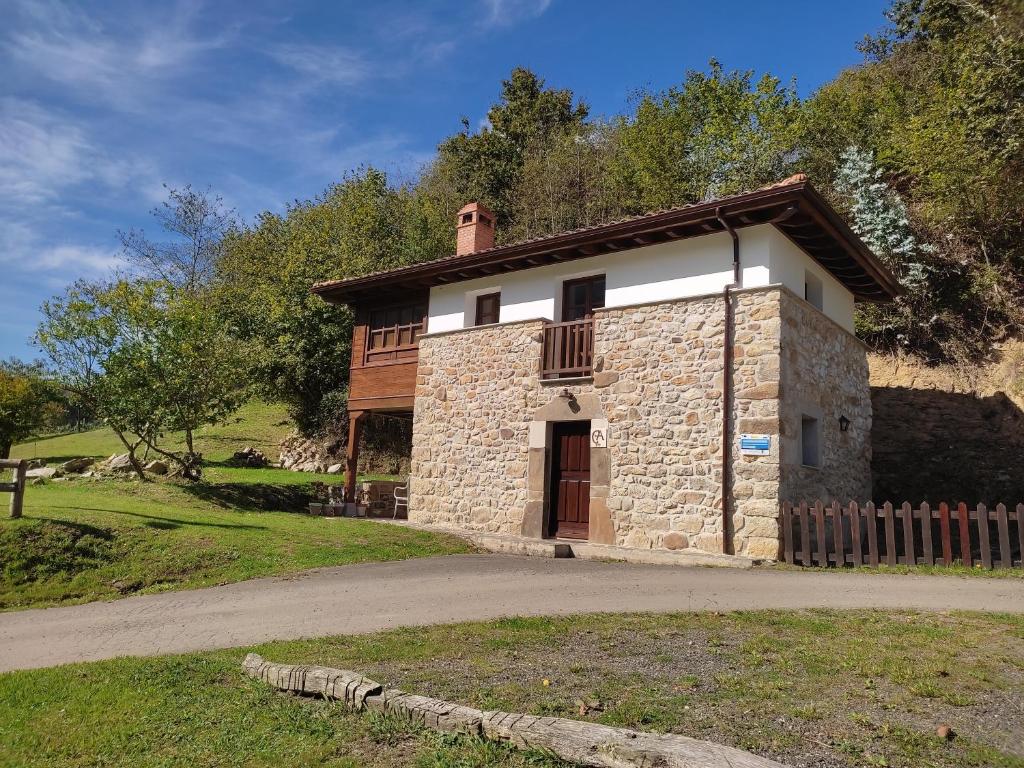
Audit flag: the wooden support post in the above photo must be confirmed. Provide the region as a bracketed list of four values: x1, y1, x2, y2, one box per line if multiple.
[3, 459, 27, 519]
[345, 410, 365, 504]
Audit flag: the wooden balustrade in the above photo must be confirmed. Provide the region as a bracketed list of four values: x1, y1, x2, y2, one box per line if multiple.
[541, 318, 594, 380]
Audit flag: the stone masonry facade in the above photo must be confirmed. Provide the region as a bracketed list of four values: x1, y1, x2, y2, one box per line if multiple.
[778, 291, 872, 505]
[409, 286, 871, 560]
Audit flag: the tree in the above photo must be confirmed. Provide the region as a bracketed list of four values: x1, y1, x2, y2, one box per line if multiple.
[609, 60, 802, 212]
[420, 67, 589, 240]
[0, 360, 50, 458]
[119, 185, 238, 294]
[36, 280, 249, 480]
[801, 0, 1024, 361]
[216, 169, 415, 434]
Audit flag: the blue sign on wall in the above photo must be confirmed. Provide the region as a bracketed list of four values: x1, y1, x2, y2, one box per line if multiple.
[739, 434, 771, 456]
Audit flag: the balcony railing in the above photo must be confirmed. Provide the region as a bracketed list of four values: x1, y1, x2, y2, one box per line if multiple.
[541, 318, 594, 379]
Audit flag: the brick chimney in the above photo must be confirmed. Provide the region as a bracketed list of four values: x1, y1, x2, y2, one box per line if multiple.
[456, 202, 495, 256]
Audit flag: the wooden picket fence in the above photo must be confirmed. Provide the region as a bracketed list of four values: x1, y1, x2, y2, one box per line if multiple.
[781, 500, 1024, 570]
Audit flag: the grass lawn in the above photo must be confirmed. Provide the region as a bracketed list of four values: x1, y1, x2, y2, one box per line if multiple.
[1, 402, 469, 611]
[0, 610, 1021, 767]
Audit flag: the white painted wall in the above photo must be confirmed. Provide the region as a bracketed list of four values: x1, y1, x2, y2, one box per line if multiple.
[426, 224, 855, 334]
[765, 228, 856, 333]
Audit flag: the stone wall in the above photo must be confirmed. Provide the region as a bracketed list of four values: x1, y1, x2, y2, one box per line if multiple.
[869, 344, 1024, 504]
[778, 289, 872, 507]
[410, 320, 542, 533]
[411, 289, 799, 557]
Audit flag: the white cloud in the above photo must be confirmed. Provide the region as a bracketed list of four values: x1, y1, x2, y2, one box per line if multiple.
[4, 0, 233, 112]
[268, 43, 370, 86]
[31, 244, 122, 273]
[0, 98, 160, 212]
[480, 0, 553, 28]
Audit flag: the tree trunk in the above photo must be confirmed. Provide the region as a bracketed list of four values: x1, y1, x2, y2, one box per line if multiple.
[112, 429, 148, 481]
[0, 441, 10, 460]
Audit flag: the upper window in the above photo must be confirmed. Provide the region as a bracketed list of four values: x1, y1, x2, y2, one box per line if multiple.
[804, 271, 823, 311]
[475, 292, 500, 326]
[562, 275, 606, 322]
[365, 303, 426, 363]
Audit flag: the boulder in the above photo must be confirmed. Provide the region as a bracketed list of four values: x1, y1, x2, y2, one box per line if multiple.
[61, 457, 95, 474]
[231, 446, 269, 468]
[26, 467, 61, 480]
[327, 463, 344, 475]
[25, 458, 45, 470]
[103, 453, 135, 472]
[144, 460, 169, 475]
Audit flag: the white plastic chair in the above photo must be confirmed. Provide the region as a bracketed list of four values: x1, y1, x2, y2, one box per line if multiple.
[393, 482, 408, 519]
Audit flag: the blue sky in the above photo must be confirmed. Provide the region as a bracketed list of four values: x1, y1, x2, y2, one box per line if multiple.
[0, 0, 889, 360]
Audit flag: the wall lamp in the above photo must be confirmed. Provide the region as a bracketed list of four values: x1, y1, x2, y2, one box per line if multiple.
[838, 414, 851, 433]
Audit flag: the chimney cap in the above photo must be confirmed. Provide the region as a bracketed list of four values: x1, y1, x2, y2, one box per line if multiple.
[458, 201, 492, 215]
[455, 201, 495, 255]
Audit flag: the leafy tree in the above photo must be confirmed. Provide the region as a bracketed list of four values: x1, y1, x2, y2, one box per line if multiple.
[420, 67, 589, 240]
[0, 360, 50, 459]
[36, 281, 150, 477]
[216, 169, 417, 433]
[36, 280, 248, 480]
[802, 0, 1023, 361]
[609, 60, 802, 212]
[119, 185, 238, 293]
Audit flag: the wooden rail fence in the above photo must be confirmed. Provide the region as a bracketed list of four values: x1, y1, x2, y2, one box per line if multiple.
[1, 459, 27, 519]
[781, 500, 1024, 569]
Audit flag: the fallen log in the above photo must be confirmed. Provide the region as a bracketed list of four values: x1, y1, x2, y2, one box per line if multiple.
[242, 654, 788, 768]
[242, 653, 381, 710]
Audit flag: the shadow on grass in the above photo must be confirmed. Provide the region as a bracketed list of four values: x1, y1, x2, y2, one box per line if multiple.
[57, 508, 269, 531]
[179, 482, 313, 514]
[33, 518, 115, 540]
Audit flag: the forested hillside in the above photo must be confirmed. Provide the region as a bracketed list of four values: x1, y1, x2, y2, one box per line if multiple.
[212, 0, 1022, 437]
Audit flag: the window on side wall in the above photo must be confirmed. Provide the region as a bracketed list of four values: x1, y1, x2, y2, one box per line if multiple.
[475, 292, 500, 326]
[804, 271, 823, 311]
[801, 414, 821, 468]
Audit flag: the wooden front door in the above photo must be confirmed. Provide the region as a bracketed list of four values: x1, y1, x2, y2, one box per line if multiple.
[550, 421, 591, 539]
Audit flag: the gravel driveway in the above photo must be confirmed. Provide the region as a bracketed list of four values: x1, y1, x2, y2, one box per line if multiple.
[1, 554, 1021, 672]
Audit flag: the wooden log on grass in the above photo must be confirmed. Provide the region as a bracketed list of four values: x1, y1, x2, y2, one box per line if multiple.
[242, 653, 382, 710]
[243, 654, 789, 768]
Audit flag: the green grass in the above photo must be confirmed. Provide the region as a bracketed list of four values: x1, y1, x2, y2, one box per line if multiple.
[11, 400, 295, 466]
[0, 402, 469, 611]
[1, 610, 1021, 767]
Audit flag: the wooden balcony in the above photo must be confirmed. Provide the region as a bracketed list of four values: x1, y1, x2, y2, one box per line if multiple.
[541, 318, 594, 380]
[348, 297, 427, 412]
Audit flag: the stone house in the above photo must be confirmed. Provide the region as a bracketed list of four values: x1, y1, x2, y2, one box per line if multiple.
[314, 175, 899, 559]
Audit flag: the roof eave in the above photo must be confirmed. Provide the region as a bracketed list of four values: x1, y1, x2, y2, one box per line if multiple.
[312, 181, 901, 305]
